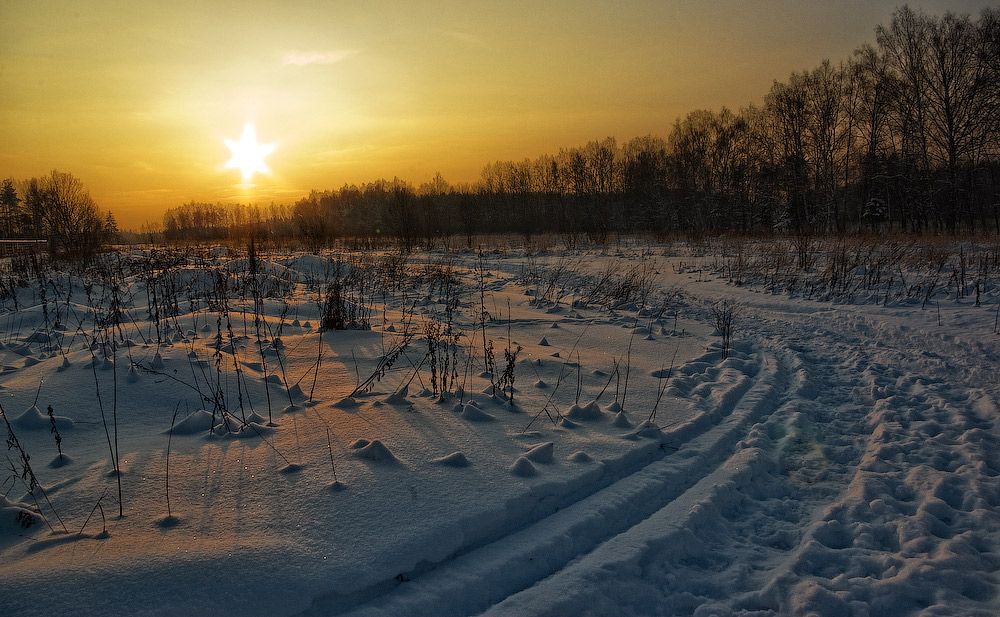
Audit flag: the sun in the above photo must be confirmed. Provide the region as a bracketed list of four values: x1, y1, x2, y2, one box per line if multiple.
[224, 124, 274, 183]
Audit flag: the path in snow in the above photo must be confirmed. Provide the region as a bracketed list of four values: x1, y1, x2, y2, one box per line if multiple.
[309, 288, 1000, 617]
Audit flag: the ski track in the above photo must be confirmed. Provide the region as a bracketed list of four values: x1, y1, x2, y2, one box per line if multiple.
[307, 338, 784, 616]
[318, 293, 1000, 617]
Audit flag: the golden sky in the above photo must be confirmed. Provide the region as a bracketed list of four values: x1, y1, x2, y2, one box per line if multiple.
[1, 0, 995, 229]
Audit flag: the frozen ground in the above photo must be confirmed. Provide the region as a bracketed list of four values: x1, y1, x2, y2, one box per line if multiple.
[1, 241, 999, 616]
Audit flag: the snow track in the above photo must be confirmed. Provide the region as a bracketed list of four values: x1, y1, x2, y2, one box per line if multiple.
[317, 345, 788, 616]
[323, 294, 1000, 617]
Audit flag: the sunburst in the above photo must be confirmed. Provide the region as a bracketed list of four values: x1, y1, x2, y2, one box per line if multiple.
[224, 124, 274, 183]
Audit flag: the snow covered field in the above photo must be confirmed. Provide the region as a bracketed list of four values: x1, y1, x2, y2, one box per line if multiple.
[1, 238, 999, 617]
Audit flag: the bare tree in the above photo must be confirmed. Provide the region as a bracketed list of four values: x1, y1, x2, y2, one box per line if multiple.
[24, 170, 106, 258]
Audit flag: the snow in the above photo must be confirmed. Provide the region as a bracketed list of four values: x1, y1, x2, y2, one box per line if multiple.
[1, 240, 999, 616]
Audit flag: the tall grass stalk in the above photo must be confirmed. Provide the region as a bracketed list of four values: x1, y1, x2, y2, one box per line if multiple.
[1, 403, 68, 533]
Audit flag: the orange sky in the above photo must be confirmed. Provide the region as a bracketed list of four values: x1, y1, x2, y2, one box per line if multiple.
[2, 0, 995, 230]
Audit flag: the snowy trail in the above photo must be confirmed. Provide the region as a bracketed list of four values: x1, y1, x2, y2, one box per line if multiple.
[481, 297, 1000, 617]
[478, 306, 876, 616]
[327, 290, 1000, 617]
[315, 342, 788, 616]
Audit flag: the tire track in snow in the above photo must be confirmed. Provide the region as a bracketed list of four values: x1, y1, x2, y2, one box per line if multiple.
[318, 345, 788, 617]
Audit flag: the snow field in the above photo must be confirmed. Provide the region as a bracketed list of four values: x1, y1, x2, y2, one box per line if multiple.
[1, 241, 999, 616]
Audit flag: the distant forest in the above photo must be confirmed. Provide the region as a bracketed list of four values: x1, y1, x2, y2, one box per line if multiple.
[6, 6, 1000, 253]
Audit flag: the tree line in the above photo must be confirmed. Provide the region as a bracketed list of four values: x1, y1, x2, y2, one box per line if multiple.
[281, 5, 1000, 245]
[7, 6, 999, 253]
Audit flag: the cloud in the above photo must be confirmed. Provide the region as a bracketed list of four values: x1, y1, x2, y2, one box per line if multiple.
[282, 50, 361, 66]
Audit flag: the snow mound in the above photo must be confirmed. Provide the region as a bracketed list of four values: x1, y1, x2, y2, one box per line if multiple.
[611, 411, 633, 428]
[538, 337, 550, 346]
[353, 439, 396, 463]
[287, 383, 307, 401]
[566, 401, 602, 421]
[245, 412, 269, 425]
[568, 450, 594, 463]
[524, 442, 554, 464]
[460, 404, 496, 422]
[509, 456, 538, 477]
[170, 410, 215, 435]
[385, 388, 409, 405]
[623, 420, 663, 441]
[49, 454, 73, 468]
[214, 421, 276, 438]
[0, 496, 41, 539]
[12, 405, 74, 431]
[332, 397, 360, 409]
[432, 451, 470, 467]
